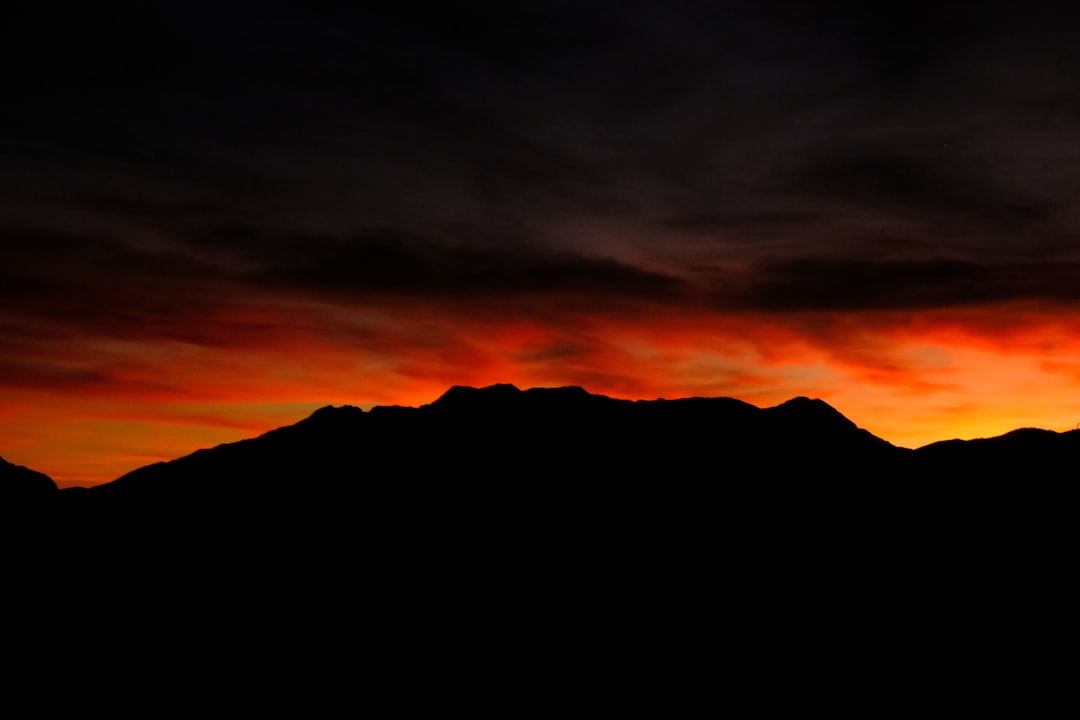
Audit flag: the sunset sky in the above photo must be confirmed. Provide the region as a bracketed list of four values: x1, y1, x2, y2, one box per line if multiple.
[5, 1, 1080, 487]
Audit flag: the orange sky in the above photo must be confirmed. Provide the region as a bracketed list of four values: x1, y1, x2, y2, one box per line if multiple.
[5, 298, 1079, 489]
[6, 4, 1080, 489]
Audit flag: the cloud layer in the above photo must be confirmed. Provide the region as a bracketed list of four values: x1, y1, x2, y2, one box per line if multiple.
[5, 2, 1080, 485]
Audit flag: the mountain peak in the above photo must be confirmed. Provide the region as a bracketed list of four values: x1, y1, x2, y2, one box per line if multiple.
[307, 404, 366, 421]
[768, 396, 858, 430]
[0, 455, 59, 502]
[431, 383, 523, 407]
[524, 385, 592, 399]
[777, 395, 829, 408]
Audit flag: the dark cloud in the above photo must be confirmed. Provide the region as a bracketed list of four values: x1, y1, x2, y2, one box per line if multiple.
[0, 221, 689, 354]
[0, 359, 111, 392]
[198, 225, 687, 303]
[0, 228, 240, 344]
[775, 144, 1052, 229]
[735, 258, 1080, 312]
[662, 210, 826, 234]
[5, 0, 1080, 335]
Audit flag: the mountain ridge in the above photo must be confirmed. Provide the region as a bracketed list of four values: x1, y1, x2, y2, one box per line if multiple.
[0, 455, 59, 505]
[5, 382, 1076, 587]
[5, 384, 1077, 502]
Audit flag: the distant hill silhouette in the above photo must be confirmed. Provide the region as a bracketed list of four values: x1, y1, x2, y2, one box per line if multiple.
[12, 384, 1074, 674]
[7, 384, 1076, 551]
[915, 426, 1080, 473]
[0, 455, 58, 507]
[9, 385, 1075, 513]
[54, 384, 905, 512]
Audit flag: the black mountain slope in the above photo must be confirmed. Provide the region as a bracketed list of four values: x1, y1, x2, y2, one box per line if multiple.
[0, 455, 58, 506]
[33, 383, 1078, 545]
[34, 385, 918, 597]
[51, 384, 906, 527]
[25, 385, 1075, 660]
[12, 385, 1071, 696]
[914, 426, 1080, 474]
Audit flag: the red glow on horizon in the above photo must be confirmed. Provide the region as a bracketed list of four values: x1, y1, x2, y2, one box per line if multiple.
[5, 299, 1080, 488]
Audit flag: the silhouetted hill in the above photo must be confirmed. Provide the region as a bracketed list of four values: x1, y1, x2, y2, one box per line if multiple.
[914, 427, 1080, 473]
[12, 383, 1073, 552]
[0, 455, 58, 507]
[41, 384, 1080, 514]
[19, 384, 1074, 670]
[41, 385, 915, 540]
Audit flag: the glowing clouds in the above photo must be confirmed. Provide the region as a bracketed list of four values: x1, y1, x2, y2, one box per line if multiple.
[5, 289, 1080, 487]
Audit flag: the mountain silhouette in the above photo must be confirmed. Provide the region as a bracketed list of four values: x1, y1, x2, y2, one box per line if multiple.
[17, 384, 1078, 512]
[915, 426, 1080, 473]
[33, 385, 893, 545]
[8, 383, 1074, 551]
[0, 455, 58, 507]
[13, 383, 1073, 673]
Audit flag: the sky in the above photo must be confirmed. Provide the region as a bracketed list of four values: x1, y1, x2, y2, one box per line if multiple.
[5, 1, 1080, 487]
